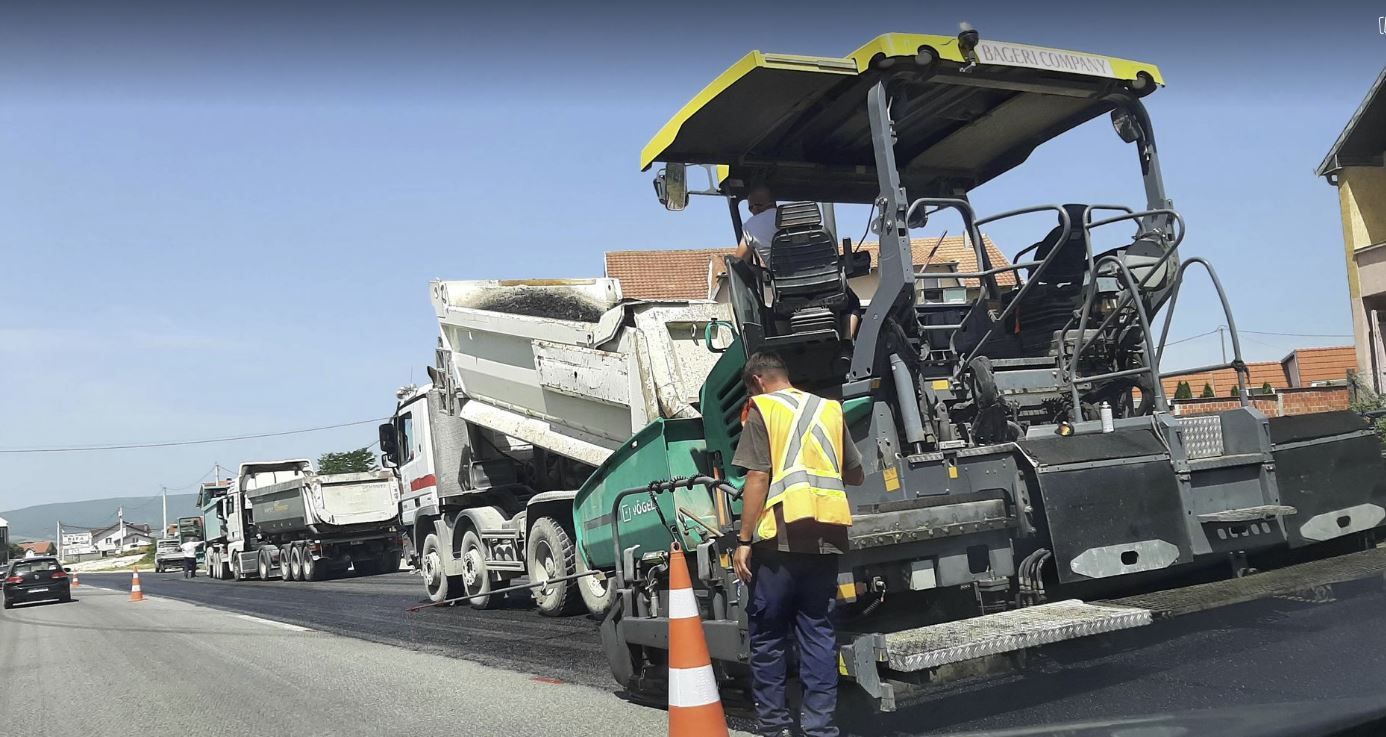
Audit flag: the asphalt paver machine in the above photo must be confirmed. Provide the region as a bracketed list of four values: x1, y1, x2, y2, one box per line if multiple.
[573, 29, 1386, 710]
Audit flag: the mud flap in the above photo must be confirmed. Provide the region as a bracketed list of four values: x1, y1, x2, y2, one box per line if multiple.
[600, 589, 637, 687]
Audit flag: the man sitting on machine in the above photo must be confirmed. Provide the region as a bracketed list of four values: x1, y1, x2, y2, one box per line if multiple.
[733, 187, 863, 340]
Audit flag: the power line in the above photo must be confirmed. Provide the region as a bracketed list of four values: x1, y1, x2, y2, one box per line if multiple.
[1163, 328, 1219, 347]
[1240, 330, 1353, 339]
[0, 418, 385, 455]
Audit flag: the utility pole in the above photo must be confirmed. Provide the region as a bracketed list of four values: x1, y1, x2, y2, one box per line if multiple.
[162, 486, 168, 536]
[56, 520, 62, 562]
[1217, 326, 1227, 363]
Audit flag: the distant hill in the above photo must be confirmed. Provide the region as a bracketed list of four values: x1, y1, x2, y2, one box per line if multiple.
[1, 494, 199, 541]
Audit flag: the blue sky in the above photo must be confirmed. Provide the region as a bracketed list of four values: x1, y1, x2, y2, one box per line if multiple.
[1, 1, 1383, 510]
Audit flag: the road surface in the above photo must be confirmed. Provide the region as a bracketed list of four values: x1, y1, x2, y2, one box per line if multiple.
[65, 568, 1386, 735]
[0, 583, 748, 737]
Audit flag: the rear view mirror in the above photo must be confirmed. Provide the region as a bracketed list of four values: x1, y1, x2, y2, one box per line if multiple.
[64, 567, 72, 573]
[377, 422, 399, 467]
[1111, 109, 1141, 144]
[654, 163, 689, 211]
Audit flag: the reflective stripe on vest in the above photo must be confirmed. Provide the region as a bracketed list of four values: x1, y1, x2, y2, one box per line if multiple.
[750, 389, 853, 542]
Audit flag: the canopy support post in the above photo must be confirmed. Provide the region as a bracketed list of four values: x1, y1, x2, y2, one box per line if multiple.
[850, 81, 917, 382]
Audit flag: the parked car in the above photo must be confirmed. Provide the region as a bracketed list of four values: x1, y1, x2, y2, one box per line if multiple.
[3, 557, 72, 609]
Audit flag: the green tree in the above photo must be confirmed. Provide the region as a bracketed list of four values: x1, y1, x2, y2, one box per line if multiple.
[1173, 381, 1193, 400]
[6, 543, 22, 560]
[1259, 382, 1275, 396]
[1200, 382, 1215, 398]
[318, 447, 379, 474]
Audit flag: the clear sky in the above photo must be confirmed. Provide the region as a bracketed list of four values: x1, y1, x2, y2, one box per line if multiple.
[2, 1, 1383, 509]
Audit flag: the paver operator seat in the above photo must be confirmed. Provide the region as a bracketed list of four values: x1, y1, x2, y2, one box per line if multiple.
[1006, 203, 1092, 357]
[767, 201, 850, 334]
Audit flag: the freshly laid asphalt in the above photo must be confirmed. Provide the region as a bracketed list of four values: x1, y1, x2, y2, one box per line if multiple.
[70, 568, 1386, 736]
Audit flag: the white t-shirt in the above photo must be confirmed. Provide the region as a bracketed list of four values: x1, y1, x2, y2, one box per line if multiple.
[742, 207, 778, 264]
[179, 540, 200, 557]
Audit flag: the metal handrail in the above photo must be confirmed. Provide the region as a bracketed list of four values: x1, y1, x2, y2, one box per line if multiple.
[1060, 208, 1186, 410]
[1151, 257, 1250, 403]
[607, 476, 741, 591]
[953, 204, 1074, 372]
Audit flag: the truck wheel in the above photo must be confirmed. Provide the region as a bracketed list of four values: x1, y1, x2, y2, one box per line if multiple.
[301, 549, 319, 582]
[527, 517, 582, 616]
[576, 547, 614, 616]
[460, 530, 500, 610]
[257, 550, 276, 581]
[421, 533, 461, 603]
[288, 545, 304, 581]
[354, 557, 381, 576]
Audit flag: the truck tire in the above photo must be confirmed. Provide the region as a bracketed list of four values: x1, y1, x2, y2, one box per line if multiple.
[354, 557, 381, 576]
[421, 533, 462, 603]
[288, 545, 304, 582]
[576, 546, 614, 615]
[301, 549, 319, 582]
[257, 549, 277, 581]
[527, 517, 582, 616]
[459, 530, 501, 609]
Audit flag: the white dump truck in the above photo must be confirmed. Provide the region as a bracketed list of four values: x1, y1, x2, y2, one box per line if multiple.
[204, 460, 402, 581]
[381, 278, 730, 615]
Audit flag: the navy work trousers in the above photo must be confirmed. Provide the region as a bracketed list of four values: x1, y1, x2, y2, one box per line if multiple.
[747, 548, 839, 737]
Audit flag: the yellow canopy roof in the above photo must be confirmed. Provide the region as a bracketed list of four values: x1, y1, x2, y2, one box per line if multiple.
[642, 33, 1163, 203]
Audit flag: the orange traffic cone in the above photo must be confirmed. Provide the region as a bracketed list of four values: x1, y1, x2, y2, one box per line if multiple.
[71, 571, 80, 587]
[666, 543, 729, 737]
[129, 568, 145, 602]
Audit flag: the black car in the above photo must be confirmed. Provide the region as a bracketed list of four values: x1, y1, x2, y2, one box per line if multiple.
[2, 557, 73, 608]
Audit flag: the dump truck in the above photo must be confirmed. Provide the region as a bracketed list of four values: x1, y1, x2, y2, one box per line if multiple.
[202, 461, 402, 581]
[381, 279, 730, 613]
[196, 478, 230, 577]
[384, 29, 1386, 712]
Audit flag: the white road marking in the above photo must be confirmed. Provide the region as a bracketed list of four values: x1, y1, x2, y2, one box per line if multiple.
[234, 614, 312, 632]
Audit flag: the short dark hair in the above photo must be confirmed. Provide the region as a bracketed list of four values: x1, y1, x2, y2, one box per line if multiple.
[742, 351, 788, 388]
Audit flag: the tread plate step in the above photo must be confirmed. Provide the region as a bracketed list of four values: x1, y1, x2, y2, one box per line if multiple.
[880, 600, 1151, 672]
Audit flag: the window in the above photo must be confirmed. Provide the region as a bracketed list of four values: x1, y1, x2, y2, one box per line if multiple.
[399, 413, 416, 464]
[10, 560, 60, 575]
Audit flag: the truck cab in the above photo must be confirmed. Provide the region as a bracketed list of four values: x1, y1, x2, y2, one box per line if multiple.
[154, 538, 184, 573]
[383, 383, 608, 615]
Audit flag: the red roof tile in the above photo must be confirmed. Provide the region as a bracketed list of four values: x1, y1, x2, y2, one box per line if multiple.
[606, 235, 1013, 301]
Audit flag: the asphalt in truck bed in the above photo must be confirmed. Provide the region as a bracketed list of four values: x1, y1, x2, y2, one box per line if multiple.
[79, 569, 1386, 735]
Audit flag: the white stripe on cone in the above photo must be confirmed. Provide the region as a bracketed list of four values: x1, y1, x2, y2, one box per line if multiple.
[668, 587, 698, 620]
[668, 664, 721, 708]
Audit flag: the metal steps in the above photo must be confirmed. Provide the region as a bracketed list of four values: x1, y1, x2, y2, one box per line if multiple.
[880, 600, 1151, 672]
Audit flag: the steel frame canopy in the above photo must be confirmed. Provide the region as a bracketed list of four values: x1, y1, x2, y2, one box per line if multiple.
[641, 32, 1164, 204]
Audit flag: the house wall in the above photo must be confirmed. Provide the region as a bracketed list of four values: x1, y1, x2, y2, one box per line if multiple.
[1338, 165, 1386, 389]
